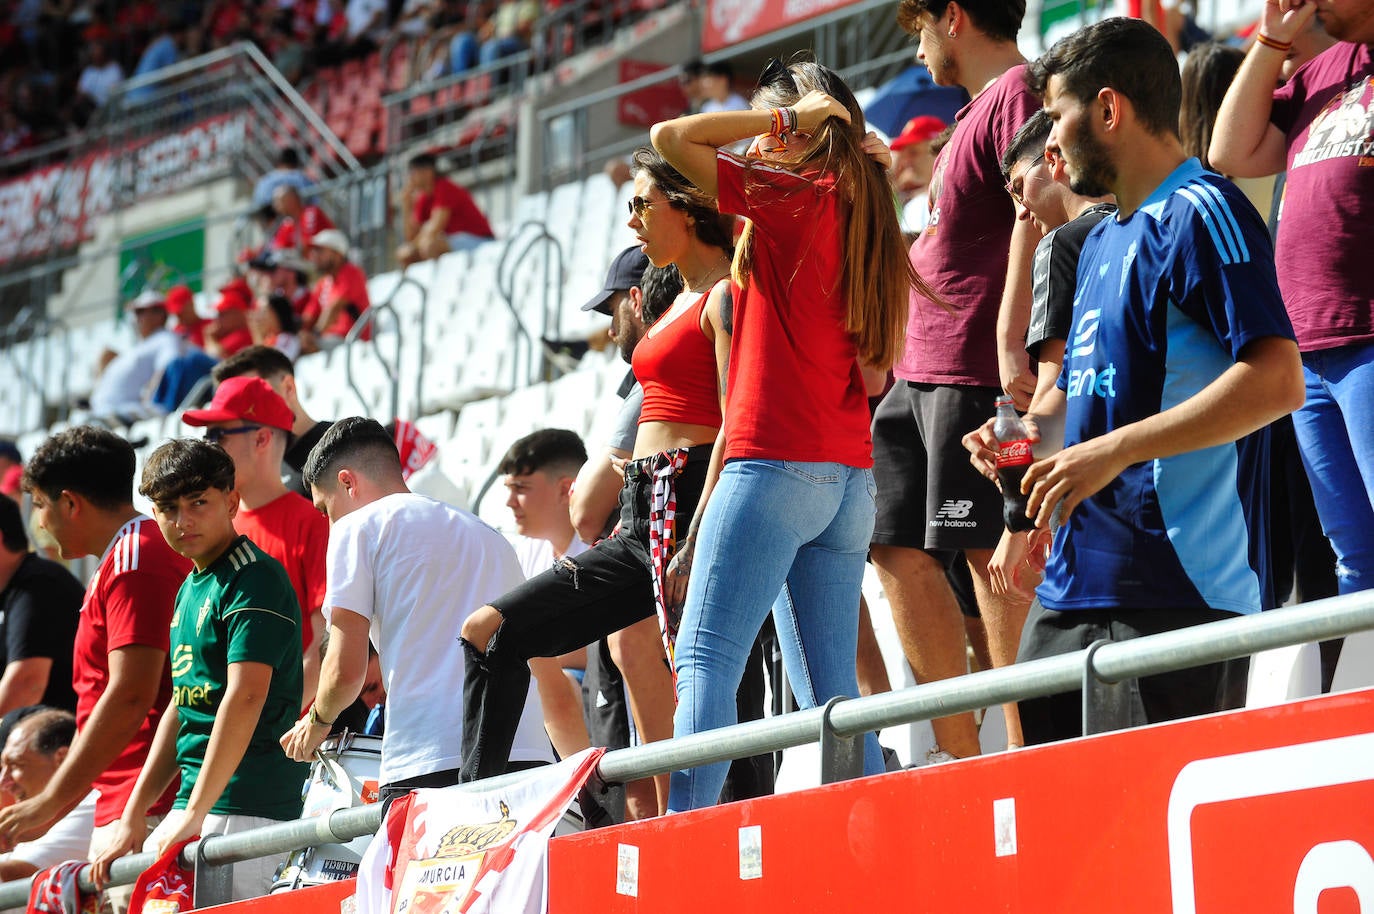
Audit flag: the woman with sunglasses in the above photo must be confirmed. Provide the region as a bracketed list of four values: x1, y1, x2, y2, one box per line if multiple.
[651, 59, 923, 811]
[458, 148, 736, 815]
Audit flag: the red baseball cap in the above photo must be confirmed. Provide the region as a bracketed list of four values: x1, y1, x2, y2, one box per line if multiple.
[164, 285, 194, 315]
[182, 376, 295, 431]
[890, 115, 947, 152]
[216, 277, 253, 313]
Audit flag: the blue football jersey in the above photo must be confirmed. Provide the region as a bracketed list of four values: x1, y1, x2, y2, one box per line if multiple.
[1038, 159, 1296, 615]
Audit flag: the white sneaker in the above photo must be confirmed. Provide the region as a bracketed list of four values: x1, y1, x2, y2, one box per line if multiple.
[907, 746, 959, 769]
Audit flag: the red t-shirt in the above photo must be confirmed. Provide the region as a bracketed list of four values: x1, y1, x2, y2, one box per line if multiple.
[896, 65, 1041, 387]
[714, 152, 872, 467]
[414, 178, 494, 239]
[270, 206, 334, 251]
[234, 492, 328, 652]
[1269, 41, 1374, 352]
[75, 516, 190, 825]
[307, 261, 371, 338]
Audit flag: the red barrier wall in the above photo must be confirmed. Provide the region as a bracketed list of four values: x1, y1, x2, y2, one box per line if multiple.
[547, 690, 1374, 913]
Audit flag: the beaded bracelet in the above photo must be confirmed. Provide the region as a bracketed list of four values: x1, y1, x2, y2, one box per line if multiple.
[1254, 32, 1292, 53]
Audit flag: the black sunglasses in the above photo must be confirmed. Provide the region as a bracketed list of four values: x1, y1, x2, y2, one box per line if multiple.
[205, 425, 263, 445]
[759, 58, 797, 93]
[628, 196, 672, 218]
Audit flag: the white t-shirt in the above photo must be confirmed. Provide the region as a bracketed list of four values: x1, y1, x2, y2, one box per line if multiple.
[78, 62, 124, 107]
[345, 0, 388, 40]
[901, 191, 932, 234]
[324, 492, 554, 785]
[90, 328, 184, 417]
[5, 790, 97, 870]
[701, 93, 750, 113]
[509, 533, 589, 581]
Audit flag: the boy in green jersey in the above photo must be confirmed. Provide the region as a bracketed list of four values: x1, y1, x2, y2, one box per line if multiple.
[91, 439, 308, 901]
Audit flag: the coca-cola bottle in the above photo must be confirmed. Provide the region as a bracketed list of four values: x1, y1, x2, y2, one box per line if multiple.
[993, 395, 1035, 532]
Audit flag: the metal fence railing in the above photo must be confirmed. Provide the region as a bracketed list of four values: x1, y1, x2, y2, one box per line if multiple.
[0, 589, 1368, 911]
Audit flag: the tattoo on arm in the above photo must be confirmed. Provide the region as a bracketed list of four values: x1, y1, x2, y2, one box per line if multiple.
[720, 285, 734, 336]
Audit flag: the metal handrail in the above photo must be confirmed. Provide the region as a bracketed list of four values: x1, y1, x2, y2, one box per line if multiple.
[0, 590, 1369, 910]
[343, 298, 403, 420]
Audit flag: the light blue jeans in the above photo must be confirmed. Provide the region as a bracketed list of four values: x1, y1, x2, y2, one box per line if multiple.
[1291, 340, 1374, 595]
[668, 459, 885, 811]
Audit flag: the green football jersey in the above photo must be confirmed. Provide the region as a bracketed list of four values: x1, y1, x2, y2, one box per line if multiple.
[170, 536, 308, 819]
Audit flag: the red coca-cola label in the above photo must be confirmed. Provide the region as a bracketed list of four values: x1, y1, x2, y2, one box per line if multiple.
[996, 439, 1034, 468]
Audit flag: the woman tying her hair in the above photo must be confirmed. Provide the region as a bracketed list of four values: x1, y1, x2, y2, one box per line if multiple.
[652, 59, 920, 811]
[458, 148, 735, 816]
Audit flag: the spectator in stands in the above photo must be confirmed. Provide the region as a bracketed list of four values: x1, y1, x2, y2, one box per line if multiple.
[125, 18, 183, 103]
[0, 710, 96, 879]
[248, 248, 312, 318]
[679, 58, 705, 114]
[698, 60, 747, 112]
[92, 439, 308, 900]
[1209, 0, 1374, 605]
[282, 418, 554, 803]
[303, 229, 370, 350]
[74, 40, 123, 120]
[395, 153, 495, 267]
[0, 428, 189, 914]
[1179, 42, 1245, 174]
[164, 285, 207, 350]
[966, 17, 1304, 743]
[888, 114, 946, 234]
[494, 429, 593, 762]
[249, 293, 304, 360]
[981, 110, 1115, 599]
[650, 59, 912, 809]
[0, 495, 81, 715]
[447, 0, 539, 73]
[270, 185, 334, 253]
[869, 0, 1043, 762]
[0, 442, 22, 501]
[458, 148, 736, 815]
[182, 376, 329, 712]
[252, 148, 313, 211]
[207, 277, 256, 360]
[89, 289, 186, 422]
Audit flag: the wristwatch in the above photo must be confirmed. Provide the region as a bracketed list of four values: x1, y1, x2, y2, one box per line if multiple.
[308, 705, 334, 728]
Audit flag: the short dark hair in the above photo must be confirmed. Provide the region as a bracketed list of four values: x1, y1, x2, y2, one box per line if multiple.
[139, 439, 236, 507]
[640, 263, 683, 325]
[496, 429, 587, 479]
[409, 152, 439, 172]
[681, 58, 704, 78]
[17, 708, 76, 755]
[0, 496, 28, 552]
[1028, 17, 1182, 138]
[265, 294, 302, 335]
[896, 0, 1026, 43]
[703, 61, 733, 79]
[23, 427, 135, 509]
[1000, 108, 1052, 180]
[630, 146, 736, 257]
[213, 345, 295, 385]
[277, 148, 301, 168]
[303, 417, 401, 492]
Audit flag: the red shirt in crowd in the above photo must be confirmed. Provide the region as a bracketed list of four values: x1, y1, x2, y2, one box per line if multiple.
[234, 492, 329, 653]
[714, 151, 872, 468]
[212, 326, 255, 357]
[271, 206, 335, 251]
[74, 516, 190, 826]
[306, 260, 371, 338]
[414, 178, 494, 239]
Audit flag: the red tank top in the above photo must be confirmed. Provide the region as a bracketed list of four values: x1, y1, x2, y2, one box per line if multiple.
[632, 286, 723, 428]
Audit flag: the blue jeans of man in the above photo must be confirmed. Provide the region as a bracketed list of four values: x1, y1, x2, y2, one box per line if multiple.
[668, 459, 884, 812]
[1291, 341, 1374, 595]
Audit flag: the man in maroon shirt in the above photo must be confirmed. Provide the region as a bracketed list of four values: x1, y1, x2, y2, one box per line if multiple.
[396, 153, 495, 268]
[0, 428, 188, 914]
[869, 0, 1041, 762]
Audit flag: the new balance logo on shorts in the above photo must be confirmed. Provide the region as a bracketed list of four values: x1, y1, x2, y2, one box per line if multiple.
[930, 499, 978, 528]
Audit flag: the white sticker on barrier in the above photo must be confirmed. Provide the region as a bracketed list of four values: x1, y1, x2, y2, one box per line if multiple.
[994, 797, 1018, 857]
[739, 825, 763, 880]
[616, 844, 639, 897]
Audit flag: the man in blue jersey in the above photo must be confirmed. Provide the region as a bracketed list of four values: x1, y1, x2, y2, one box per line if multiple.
[965, 17, 1305, 744]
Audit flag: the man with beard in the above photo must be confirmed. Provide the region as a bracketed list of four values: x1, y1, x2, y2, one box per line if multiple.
[964, 17, 1305, 744]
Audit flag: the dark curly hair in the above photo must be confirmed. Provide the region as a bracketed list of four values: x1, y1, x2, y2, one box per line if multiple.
[23, 426, 135, 509]
[139, 438, 236, 507]
[896, 0, 1026, 43]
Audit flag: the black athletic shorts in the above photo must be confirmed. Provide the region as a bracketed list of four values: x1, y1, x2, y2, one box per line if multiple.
[870, 380, 1004, 551]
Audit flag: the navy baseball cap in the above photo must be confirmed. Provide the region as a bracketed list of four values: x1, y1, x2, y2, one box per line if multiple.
[581, 246, 651, 314]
